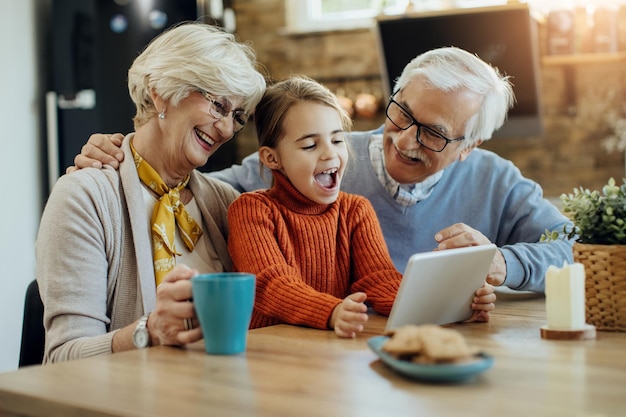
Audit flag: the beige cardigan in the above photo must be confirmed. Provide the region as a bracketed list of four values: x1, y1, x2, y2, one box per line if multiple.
[36, 134, 238, 363]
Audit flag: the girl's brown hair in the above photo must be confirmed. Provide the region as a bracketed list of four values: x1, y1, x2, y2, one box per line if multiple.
[254, 75, 353, 150]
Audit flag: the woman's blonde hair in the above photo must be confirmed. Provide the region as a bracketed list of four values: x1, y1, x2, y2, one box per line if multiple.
[128, 22, 266, 128]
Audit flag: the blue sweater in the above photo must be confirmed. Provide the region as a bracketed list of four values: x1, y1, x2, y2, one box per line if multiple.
[211, 129, 573, 293]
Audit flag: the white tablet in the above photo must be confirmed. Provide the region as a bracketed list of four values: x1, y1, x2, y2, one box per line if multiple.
[385, 244, 497, 332]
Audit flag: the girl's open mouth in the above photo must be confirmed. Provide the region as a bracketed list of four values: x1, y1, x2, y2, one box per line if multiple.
[314, 168, 338, 189]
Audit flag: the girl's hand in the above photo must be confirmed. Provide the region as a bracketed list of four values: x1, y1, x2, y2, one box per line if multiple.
[468, 282, 496, 322]
[330, 292, 369, 338]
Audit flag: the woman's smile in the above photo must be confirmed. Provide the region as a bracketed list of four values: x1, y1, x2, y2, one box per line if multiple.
[194, 127, 216, 152]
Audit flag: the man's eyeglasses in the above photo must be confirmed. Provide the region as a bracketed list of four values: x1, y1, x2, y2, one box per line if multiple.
[385, 93, 465, 152]
[198, 90, 249, 133]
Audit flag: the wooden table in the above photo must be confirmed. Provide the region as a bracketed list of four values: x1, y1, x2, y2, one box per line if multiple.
[1, 290, 625, 417]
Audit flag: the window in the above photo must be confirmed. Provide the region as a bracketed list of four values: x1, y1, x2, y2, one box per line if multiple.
[284, 0, 409, 34]
[285, 0, 513, 34]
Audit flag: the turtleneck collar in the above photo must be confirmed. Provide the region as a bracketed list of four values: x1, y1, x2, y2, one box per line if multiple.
[267, 170, 335, 215]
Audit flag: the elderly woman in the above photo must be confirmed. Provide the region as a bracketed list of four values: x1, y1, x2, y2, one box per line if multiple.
[36, 22, 266, 363]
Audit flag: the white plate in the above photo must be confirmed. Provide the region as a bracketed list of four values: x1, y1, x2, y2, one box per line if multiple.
[368, 335, 494, 383]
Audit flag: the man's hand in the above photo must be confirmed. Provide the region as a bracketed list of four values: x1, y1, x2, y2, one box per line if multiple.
[485, 249, 506, 287]
[66, 133, 125, 174]
[434, 223, 506, 286]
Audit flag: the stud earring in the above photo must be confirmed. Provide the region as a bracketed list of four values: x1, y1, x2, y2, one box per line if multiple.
[159, 109, 166, 119]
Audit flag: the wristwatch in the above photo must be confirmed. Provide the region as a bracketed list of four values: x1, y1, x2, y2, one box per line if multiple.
[132, 313, 151, 349]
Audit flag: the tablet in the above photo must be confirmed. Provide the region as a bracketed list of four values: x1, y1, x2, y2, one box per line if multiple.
[385, 244, 497, 332]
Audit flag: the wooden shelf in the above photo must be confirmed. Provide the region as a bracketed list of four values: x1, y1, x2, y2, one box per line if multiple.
[540, 51, 626, 114]
[542, 52, 626, 66]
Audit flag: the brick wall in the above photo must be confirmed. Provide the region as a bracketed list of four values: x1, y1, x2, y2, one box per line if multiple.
[231, 0, 626, 197]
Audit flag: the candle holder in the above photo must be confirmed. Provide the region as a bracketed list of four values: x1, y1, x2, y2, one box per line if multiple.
[540, 324, 596, 340]
[540, 262, 596, 341]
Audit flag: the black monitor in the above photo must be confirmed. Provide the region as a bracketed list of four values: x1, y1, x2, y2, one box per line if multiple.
[375, 5, 543, 137]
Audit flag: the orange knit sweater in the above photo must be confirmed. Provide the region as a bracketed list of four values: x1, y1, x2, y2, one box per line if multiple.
[227, 171, 402, 330]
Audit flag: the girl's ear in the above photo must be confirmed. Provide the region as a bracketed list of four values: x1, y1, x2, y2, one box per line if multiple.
[259, 146, 281, 170]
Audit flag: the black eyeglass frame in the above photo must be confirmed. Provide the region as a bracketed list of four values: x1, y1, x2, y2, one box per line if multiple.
[385, 92, 465, 152]
[197, 89, 249, 133]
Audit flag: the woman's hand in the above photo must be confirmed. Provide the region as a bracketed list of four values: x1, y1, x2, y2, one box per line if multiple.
[66, 133, 125, 174]
[148, 265, 203, 346]
[330, 292, 369, 338]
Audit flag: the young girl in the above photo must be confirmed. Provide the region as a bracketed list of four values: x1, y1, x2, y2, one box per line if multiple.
[227, 76, 493, 338]
[226, 76, 395, 338]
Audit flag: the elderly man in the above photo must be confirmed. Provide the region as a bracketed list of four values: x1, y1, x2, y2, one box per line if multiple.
[70, 47, 573, 293]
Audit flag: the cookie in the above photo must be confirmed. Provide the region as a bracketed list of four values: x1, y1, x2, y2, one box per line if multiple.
[381, 325, 423, 356]
[381, 324, 476, 364]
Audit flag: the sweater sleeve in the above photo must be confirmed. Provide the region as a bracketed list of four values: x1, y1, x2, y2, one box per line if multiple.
[36, 169, 120, 363]
[457, 157, 574, 293]
[227, 193, 341, 329]
[346, 197, 402, 316]
[496, 181, 574, 292]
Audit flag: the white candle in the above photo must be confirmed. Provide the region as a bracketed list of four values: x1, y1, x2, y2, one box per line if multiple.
[545, 262, 586, 330]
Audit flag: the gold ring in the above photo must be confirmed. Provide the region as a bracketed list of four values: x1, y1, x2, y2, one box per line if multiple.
[184, 318, 193, 331]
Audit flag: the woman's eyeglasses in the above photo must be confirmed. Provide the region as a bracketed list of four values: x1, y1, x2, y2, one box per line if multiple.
[197, 90, 249, 133]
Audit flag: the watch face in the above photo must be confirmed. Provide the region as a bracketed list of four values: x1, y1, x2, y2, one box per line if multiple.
[133, 314, 150, 348]
[134, 330, 149, 348]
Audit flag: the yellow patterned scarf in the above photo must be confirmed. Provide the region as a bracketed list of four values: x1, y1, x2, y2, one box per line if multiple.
[130, 140, 203, 286]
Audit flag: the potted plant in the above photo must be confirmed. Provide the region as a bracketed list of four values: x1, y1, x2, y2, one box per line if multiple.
[542, 178, 626, 331]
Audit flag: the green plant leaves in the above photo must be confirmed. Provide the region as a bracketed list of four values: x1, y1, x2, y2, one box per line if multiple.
[542, 178, 626, 245]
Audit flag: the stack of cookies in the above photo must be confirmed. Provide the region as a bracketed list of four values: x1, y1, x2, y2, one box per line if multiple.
[382, 324, 479, 364]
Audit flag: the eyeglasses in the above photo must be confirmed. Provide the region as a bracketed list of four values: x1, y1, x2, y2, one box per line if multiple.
[197, 90, 249, 133]
[385, 93, 465, 152]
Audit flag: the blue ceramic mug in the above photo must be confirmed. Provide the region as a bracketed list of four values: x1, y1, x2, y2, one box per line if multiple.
[191, 272, 256, 355]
